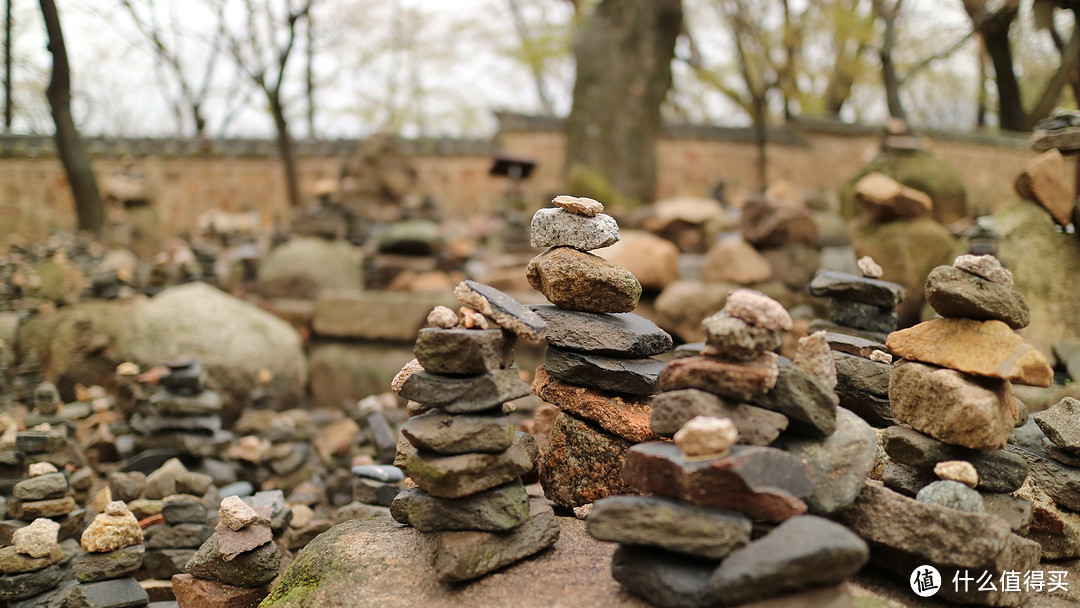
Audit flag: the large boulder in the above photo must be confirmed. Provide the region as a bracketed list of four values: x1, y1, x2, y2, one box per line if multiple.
[850, 218, 957, 327]
[840, 148, 968, 225]
[118, 282, 307, 422]
[996, 200, 1080, 363]
[257, 237, 362, 299]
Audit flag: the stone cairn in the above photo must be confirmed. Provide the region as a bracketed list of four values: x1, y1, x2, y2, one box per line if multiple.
[66, 500, 149, 607]
[173, 495, 282, 607]
[138, 458, 214, 580]
[587, 290, 877, 607]
[856, 253, 1049, 606]
[391, 279, 558, 583]
[131, 357, 226, 458]
[526, 195, 672, 510]
[807, 257, 904, 426]
[0, 512, 65, 604]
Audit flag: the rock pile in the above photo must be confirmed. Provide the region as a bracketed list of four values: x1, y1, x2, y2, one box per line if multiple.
[67, 500, 149, 607]
[139, 459, 214, 580]
[808, 260, 905, 426]
[392, 282, 558, 583]
[526, 196, 672, 509]
[0, 517, 65, 604]
[131, 357, 228, 458]
[173, 495, 281, 607]
[7, 451, 83, 542]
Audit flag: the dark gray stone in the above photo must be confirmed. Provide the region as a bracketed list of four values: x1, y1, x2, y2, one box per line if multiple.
[832, 351, 890, 397]
[775, 408, 877, 515]
[835, 385, 896, 427]
[750, 366, 838, 438]
[809, 270, 905, 308]
[981, 493, 1033, 532]
[925, 265, 1030, 329]
[806, 319, 889, 345]
[243, 491, 291, 536]
[1033, 397, 1080, 454]
[129, 413, 220, 435]
[0, 564, 62, 601]
[708, 515, 869, 606]
[161, 498, 208, 525]
[611, 544, 717, 608]
[413, 328, 515, 376]
[398, 369, 531, 414]
[404, 436, 533, 499]
[828, 299, 898, 334]
[161, 357, 204, 394]
[650, 389, 788, 445]
[529, 304, 672, 357]
[824, 332, 890, 359]
[66, 576, 149, 608]
[882, 426, 1028, 493]
[588, 495, 751, 559]
[185, 533, 281, 588]
[366, 412, 398, 464]
[434, 499, 559, 583]
[15, 429, 66, 454]
[401, 409, 514, 454]
[145, 522, 211, 549]
[1042, 438, 1080, 467]
[141, 548, 194, 579]
[12, 472, 67, 501]
[545, 347, 664, 396]
[71, 545, 145, 582]
[390, 480, 529, 532]
[454, 280, 547, 343]
[1008, 445, 1080, 511]
[350, 465, 404, 483]
[146, 390, 222, 416]
[8, 579, 77, 608]
[352, 478, 401, 507]
[881, 460, 935, 496]
[916, 480, 985, 513]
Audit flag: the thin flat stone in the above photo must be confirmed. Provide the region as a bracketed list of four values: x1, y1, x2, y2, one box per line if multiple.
[529, 207, 619, 250]
[650, 389, 788, 445]
[529, 305, 672, 357]
[611, 544, 717, 608]
[828, 299, 897, 334]
[809, 270, 905, 308]
[749, 366, 838, 438]
[129, 413, 221, 435]
[545, 347, 664, 396]
[215, 506, 272, 561]
[824, 332, 890, 359]
[401, 409, 514, 454]
[588, 495, 751, 559]
[0, 544, 62, 574]
[925, 265, 1030, 329]
[881, 460, 935, 496]
[12, 472, 67, 501]
[623, 443, 812, 522]
[1007, 445, 1080, 512]
[398, 368, 531, 414]
[8, 496, 74, 520]
[404, 436, 533, 499]
[64, 576, 149, 608]
[0, 565, 62, 601]
[161, 496, 208, 525]
[1033, 397, 1080, 453]
[351, 465, 404, 483]
[71, 544, 145, 582]
[659, 354, 779, 402]
[454, 280, 547, 343]
[434, 499, 559, 583]
[413, 328, 515, 376]
[146, 390, 222, 416]
[390, 480, 529, 532]
[144, 522, 211, 550]
[834, 385, 896, 427]
[832, 351, 890, 397]
[807, 319, 889, 345]
[532, 367, 660, 443]
[881, 425, 1028, 493]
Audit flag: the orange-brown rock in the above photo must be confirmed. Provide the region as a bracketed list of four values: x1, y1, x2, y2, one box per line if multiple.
[658, 353, 779, 401]
[1015, 149, 1073, 226]
[539, 412, 638, 509]
[702, 238, 772, 285]
[886, 318, 1053, 387]
[526, 247, 641, 313]
[172, 573, 270, 608]
[531, 367, 662, 443]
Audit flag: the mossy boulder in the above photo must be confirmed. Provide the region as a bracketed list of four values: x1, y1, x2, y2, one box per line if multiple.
[996, 200, 1080, 363]
[840, 148, 968, 225]
[257, 237, 362, 299]
[850, 217, 958, 327]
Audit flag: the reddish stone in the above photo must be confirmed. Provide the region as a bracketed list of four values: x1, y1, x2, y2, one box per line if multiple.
[657, 354, 778, 401]
[173, 573, 270, 608]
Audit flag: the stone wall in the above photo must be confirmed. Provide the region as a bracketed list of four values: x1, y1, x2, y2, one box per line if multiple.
[0, 116, 1048, 241]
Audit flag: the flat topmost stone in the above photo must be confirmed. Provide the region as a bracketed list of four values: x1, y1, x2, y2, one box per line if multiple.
[455, 280, 546, 343]
[530, 207, 619, 251]
[552, 195, 603, 217]
[723, 289, 792, 332]
[809, 270, 905, 308]
[953, 254, 1013, 287]
[529, 305, 671, 357]
[1033, 397, 1080, 453]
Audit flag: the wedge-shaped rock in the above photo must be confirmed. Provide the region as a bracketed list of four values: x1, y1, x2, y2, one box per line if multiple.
[749, 366, 837, 438]
[809, 270, 905, 308]
[413, 328, 515, 375]
[454, 280, 546, 343]
[824, 332, 890, 359]
[398, 368, 531, 414]
[532, 367, 660, 443]
[832, 351, 890, 397]
[659, 354, 779, 402]
[881, 425, 1028, 493]
[526, 247, 641, 313]
[1007, 445, 1080, 512]
[405, 436, 533, 499]
[1033, 397, 1080, 454]
[391, 481, 529, 532]
[925, 266, 1030, 329]
[401, 409, 514, 455]
[530, 305, 672, 357]
[588, 495, 751, 559]
[1015, 148, 1073, 226]
[888, 360, 1017, 451]
[623, 443, 812, 522]
[650, 389, 788, 445]
[539, 413, 637, 509]
[545, 347, 664, 396]
[886, 318, 1052, 387]
[708, 515, 868, 606]
[434, 499, 559, 583]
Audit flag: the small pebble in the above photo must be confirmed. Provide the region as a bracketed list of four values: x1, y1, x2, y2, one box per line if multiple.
[219, 495, 260, 531]
[552, 195, 603, 217]
[869, 350, 892, 364]
[857, 256, 883, 278]
[426, 305, 458, 329]
[934, 460, 978, 488]
[573, 504, 594, 520]
[391, 359, 424, 393]
[674, 416, 738, 461]
[723, 289, 793, 332]
[116, 362, 140, 376]
[28, 462, 58, 477]
[459, 307, 490, 329]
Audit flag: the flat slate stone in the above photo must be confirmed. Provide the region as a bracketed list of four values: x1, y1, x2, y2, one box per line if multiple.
[351, 465, 404, 483]
[390, 481, 530, 532]
[824, 332, 890, 359]
[453, 280, 547, 344]
[588, 495, 751, 559]
[749, 366, 838, 438]
[545, 347, 664, 396]
[185, 533, 281, 588]
[161, 497, 208, 525]
[832, 351, 890, 397]
[530, 305, 672, 357]
[623, 443, 812, 522]
[66, 576, 149, 608]
[129, 413, 221, 435]
[12, 472, 67, 501]
[828, 299, 897, 334]
[708, 515, 868, 606]
[413, 328, 515, 376]
[611, 544, 717, 608]
[925, 265, 1030, 329]
[401, 409, 514, 455]
[71, 544, 145, 582]
[881, 425, 1028, 493]
[806, 319, 889, 345]
[1007, 445, 1080, 512]
[1033, 397, 1080, 454]
[834, 385, 895, 428]
[775, 408, 877, 515]
[404, 436, 533, 499]
[650, 389, 788, 445]
[659, 355, 779, 402]
[398, 368, 531, 414]
[0, 564, 62, 601]
[146, 390, 222, 416]
[434, 499, 559, 583]
[539, 413, 637, 509]
[532, 367, 660, 443]
[881, 460, 935, 497]
[529, 207, 620, 251]
[809, 270, 905, 308]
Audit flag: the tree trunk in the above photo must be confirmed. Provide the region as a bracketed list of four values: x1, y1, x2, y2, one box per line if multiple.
[878, 2, 906, 120]
[564, 0, 682, 206]
[4, 0, 12, 132]
[751, 95, 767, 191]
[974, 5, 1025, 130]
[270, 90, 303, 209]
[39, 0, 103, 235]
